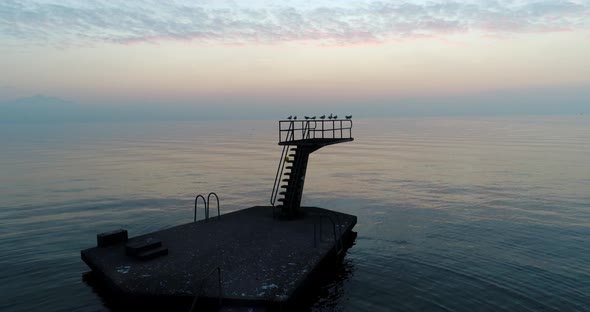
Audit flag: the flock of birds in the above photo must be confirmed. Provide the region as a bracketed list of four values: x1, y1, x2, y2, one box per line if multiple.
[286, 114, 352, 120]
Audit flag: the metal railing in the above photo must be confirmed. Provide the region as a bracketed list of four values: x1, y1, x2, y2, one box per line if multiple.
[189, 266, 222, 311]
[194, 195, 206, 222]
[279, 119, 352, 144]
[270, 120, 317, 209]
[270, 122, 294, 207]
[194, 192, 220, 222]
[313, 214, 343, 261]
[207, 192, 220, 221]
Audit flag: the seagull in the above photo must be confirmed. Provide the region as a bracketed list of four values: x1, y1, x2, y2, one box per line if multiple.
[311, 116, 316, 120]
[345, 115, 352, 119]
[320, 115, 326, 119]
[328, 113, 333, 119]
[305, 116, 310, 120]
[333, 115, 338, 119]
[287, 115, 293, 120]
[293, 116, 297, 120]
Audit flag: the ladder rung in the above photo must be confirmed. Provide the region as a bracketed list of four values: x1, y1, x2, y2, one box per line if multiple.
[279, 191, 286, 195]
[286, 166, 293, 170]
[288, 154, 296, 157]
[281, 185, 288, 189]
[282, 179, 289, 182]
[278, 198, 285, 202]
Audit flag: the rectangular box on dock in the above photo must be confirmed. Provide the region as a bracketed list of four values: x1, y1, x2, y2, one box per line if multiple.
[97, 229, 128, 247]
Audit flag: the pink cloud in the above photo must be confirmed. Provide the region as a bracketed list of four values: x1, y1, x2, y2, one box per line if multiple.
[1, 1, 589, 46]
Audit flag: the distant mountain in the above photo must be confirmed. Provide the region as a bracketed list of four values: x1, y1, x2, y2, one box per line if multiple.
[0, 95, 90, 123]
[0, 95, 228, 123]
[4, 95, 75, 106]
[0, 95, 266, 123]
[0, 95, 157, 123]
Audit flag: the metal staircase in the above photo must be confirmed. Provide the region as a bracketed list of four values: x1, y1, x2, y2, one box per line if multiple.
[271, 118, 353, 218]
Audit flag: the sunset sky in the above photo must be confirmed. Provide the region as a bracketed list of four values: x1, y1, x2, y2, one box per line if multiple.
[1, 0, 589, 118]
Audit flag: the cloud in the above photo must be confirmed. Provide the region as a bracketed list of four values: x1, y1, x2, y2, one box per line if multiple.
[1, 0, 589, 46]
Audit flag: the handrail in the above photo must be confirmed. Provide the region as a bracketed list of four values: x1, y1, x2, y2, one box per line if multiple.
[271, 122, 295, 207]
[314, 215, 343, 260]
[194, 193, 221, 222]
[270, 144, 288, 207]
[194, 195, 206, 222]
[303, 120, 318, 139]
[207, 192, 220, 221]
[279, 119, 352, 143]
[189, 266, 222, 312]
[272, 120, 319, 213]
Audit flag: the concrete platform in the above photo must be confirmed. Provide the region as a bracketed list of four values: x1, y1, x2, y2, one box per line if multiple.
[81, 206, 357, 310]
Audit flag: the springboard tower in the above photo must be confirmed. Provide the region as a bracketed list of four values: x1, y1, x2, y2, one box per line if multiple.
[272, 118, 354, 217]
[81, 118, 357, 311]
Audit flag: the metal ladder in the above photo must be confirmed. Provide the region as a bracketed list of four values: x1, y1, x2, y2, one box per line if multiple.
[194, 192, 220, 222]
[270, 121, 316, 217]
[314, 214, 344, 260]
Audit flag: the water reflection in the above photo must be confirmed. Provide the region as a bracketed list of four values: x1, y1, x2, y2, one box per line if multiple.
[1, 117, 589, 311]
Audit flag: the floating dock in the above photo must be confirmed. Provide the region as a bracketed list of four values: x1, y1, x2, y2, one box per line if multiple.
[82, 206, 356, 310]
[81, 117, 356, 310]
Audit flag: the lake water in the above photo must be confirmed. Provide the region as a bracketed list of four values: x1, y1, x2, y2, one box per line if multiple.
[1, 116, 589, 311]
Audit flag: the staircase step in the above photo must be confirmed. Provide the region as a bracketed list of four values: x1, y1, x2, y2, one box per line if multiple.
[284, 172, 292, 176]
[125, 238, 162, 256]
[282, 179, 290, 182]
[288, 154, 296, 157]
[286, 166, 293, 170]
[279, 191, 286, 195]
[278, 198, 285, 202]
[281, 185, 288, 189]
[137, 246, 168, 261]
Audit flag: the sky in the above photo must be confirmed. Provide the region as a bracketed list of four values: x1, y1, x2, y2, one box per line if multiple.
[1, 0, 590, 119]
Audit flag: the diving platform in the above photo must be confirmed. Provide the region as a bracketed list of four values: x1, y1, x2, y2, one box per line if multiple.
[82, 206, 357, 311]
[277, 118, 353, 146]
[81, 117, 356, 311]
[272, 118, 354, 217]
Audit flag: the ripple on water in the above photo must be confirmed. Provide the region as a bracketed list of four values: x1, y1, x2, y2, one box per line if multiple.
[1, 117, 590, 311]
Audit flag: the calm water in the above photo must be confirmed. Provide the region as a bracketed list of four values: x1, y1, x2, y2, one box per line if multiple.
[1, 117, 589, 311]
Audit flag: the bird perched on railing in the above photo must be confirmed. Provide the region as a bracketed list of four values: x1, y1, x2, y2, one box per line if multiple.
[293, 116, 297, 120]
[320, 115, 326, 119]
[311, 116, 316, 120]
[345, 115, 352, 119]
[333, 115, 338, 119]
[287, 115, 293, 120]
[328, 113, 333, 119]
[304, 116, 310, 120]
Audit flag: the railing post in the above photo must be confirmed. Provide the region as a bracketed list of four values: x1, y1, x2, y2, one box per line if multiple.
[217, 267, 222, 307]
[207, 192, 220, 220]
[194, 195, 206, 222]
[316, 215, 342, 262]
[332, 120, 335, 139]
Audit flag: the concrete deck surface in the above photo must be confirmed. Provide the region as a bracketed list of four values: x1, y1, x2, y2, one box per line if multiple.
[81, 206, 356, 309]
